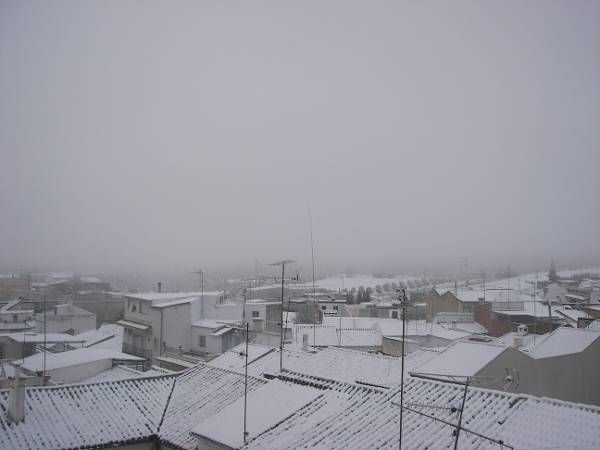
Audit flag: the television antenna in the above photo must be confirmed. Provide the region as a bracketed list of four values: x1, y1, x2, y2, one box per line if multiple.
[270, 260, 295, 372]
[399, 371, 519, 450]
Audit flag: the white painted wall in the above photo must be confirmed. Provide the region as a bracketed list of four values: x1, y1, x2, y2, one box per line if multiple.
[46, 359, 112, 384]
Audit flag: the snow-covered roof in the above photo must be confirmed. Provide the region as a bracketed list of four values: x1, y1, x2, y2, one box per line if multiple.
[192, 380, 322, 449]
[493, 298, 562, 318]
[0, 333, 86, 344]
[208, 343, 275, 372]
[79, 276, 101, 283]
[158, 364, 266, 449]
[244, 370, 600, 450]
[0, 299, 33, 314]
[0, 375, 174, 449]
[191, 319, 238, 329]
[210, 326, 234, 336]
[123, 291, 222, 302]
[152, 297, 198, 308]
[21, 348, 143, 372]
[209, 344, 439, 386]
[495, 331, 547, 352]
[528, 327, 600, 359]
[402, 320, 474, 341]
[116, 319, 150, 330]
[35, 304, 94, 317]
[0, 322, 35, 331]
[154, 356, 197, 369]
[79, 365, 167, 384]
[76, 324, 123, 351]
[411, 341, 509, 377]
[3, 349, 600, 450]
[293, 325, 381, 348]
[553, 306, 591, 322]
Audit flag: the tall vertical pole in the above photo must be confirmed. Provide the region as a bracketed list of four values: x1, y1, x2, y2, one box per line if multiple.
[454, 381, 469, 450]
[43, 293, 47, 385]
[399, 289, 406, 450]
[309, 208, 317, 349]
[280, 263, 285, 372]
[201, 270, 204, 316]
[243, 323, 249, 444]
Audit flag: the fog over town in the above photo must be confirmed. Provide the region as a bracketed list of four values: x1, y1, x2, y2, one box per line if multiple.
[1, 2, 599, 450]
[2, 1, 599, 282]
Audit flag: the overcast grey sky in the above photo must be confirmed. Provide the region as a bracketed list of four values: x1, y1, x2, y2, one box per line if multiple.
[1, 1, 599, 276]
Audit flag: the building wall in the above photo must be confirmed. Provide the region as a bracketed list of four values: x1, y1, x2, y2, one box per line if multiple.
[151, 303, 192, 362]
[423, 290, 464, 321]
[404, 334, 453, 349]
[0, 277, 28, 300]
[40, 359, 113, 384]
[74, 295, 124, 326]
[35, 312, 96, 335]
[190, 326, 214, 354]
[476, 342, 600, 405]
[474, 303, 512, 337]
[381, 337, 420, 356]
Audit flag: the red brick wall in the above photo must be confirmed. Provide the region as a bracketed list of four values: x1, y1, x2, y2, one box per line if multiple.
[474, 302, 512, 337]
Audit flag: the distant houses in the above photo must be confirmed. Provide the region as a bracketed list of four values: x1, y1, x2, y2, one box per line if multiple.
[117, 291, 282, 368]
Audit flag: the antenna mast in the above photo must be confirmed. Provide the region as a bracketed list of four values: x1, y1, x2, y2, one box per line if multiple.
[309, 208, 317, 349]
[270, 260, 295, 372]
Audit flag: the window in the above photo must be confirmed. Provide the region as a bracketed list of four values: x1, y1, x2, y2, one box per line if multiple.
[198, 335, 206, 347]
[321, 306, 326, 310]
[333, 305, 339, 310]
[252, 311, 260, 318]
[391, 311, 398, 319]
[139, 302, 145, 314]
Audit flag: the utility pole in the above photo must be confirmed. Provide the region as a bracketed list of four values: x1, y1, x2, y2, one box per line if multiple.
[270, 260, 295, 372]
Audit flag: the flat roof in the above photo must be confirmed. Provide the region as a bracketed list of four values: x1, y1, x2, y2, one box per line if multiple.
[22, 348, 143, 372]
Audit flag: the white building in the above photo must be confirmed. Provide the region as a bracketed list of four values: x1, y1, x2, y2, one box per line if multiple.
[35, 303, 96, 335]
[118, 292, 282, 365]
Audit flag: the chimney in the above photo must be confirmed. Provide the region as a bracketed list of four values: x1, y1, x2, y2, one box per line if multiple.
[157, 282, 162, 293]
[8, 363, 25, 423]
[302, 333, 309, 352]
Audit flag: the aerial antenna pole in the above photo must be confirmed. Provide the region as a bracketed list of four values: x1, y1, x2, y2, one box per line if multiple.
[243, 322, 249, 444]
[398, 288, 407, 450]
[43, 293, 47, 385]
[190, 270, 204, 316]
[270, 260, 295, 371]
[309, 208, 317, 349]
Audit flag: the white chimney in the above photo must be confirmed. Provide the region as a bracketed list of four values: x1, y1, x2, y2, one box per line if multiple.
[8, 363, 25, 423]
[302, 334, 309, 352]
[512, 335, 524, 348]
